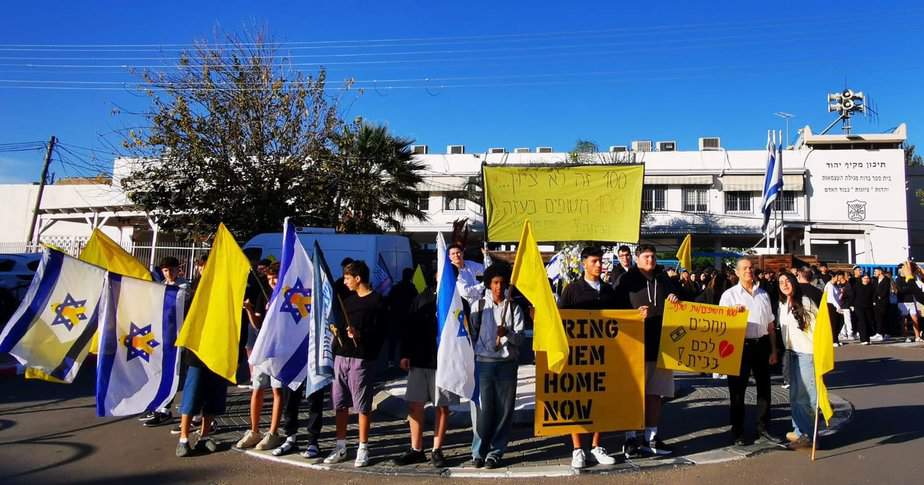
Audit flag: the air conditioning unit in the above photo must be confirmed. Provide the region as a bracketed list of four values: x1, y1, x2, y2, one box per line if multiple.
[411, 144, 428, 155]
[536, 146, 553, 153]
[488, 147, 506, 154]
[698, 137, 721, 150]
[608, 145, 628, 153]
[656, 141, 677, 152]
[447, 145, 465, 154]
[631, 140, 653, 152]
[513, 147, 530, 153]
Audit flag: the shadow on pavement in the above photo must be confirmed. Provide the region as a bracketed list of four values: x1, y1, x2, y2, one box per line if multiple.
[826, 356, 924, 390]
[814, 403, 924, 458]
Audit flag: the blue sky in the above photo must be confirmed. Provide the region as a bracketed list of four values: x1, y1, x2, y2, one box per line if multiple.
[1, 0, 922, 183]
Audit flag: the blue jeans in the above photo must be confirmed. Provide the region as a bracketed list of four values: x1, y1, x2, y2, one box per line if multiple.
[470, 360, 518, 460]
[787, 350, 817, 441]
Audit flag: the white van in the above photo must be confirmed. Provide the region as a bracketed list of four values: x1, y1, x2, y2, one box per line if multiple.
[242, 227, 413, 281]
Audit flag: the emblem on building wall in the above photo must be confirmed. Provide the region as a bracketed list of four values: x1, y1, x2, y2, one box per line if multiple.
[847, 199, 867, 222]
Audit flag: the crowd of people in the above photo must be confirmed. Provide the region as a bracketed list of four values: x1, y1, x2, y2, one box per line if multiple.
[135, 244, 924, 469]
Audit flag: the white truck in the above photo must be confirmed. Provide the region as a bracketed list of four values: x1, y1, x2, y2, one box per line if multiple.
[242, 227, 413, 281]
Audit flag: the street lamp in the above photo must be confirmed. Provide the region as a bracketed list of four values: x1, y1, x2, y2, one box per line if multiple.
[773, 112, 796, 147]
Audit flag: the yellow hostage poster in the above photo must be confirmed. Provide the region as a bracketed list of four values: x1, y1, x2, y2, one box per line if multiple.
[535, 309, 645, 436]
[482, 164, 645, 243]
[657, 301, 748, 376]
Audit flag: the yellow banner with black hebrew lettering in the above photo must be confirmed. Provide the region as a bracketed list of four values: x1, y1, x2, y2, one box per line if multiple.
[534, 309, 645, 436]
[482, 164, 645, 243]
[657, 301, 748, 376]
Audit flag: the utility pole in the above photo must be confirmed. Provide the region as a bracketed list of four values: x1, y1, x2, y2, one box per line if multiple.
[27, 136, 57, 246]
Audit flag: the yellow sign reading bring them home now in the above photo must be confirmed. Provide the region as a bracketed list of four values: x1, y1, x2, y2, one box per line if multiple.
[535, 309, 645, 436]
[657, 301, 749, 376]
[482, 164, 645, 243]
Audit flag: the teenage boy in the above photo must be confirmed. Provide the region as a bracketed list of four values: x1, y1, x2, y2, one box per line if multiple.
[613, 244, 680, 457]
[607, 245, 634, 285]
[469, 263, 525, 469]
[719, 258, 779, 445]
[449, 243, 485, 303]
[324, 261, 386, 467]
[392, 267, 457, 468]
[236, 264, 286, 451]
[558, 247, 618, 469]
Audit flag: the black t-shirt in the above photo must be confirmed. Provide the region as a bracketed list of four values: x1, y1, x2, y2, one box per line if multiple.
[799, 282, 823, 307]
[334, 291, 386, 360]
[613, 267, 677, 362]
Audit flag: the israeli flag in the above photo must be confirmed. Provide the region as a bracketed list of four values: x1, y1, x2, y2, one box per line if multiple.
[0, 249, 106, 383]
[761, 130, 783, 232]
[434, 233, 476, 400]
[309, 241, 338, 395]
[249, 220, 315, 390]
[373, 253, 393, 296]
[96, 274, 185, 416]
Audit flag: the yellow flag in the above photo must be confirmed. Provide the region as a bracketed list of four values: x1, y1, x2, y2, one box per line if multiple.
[176, 223, 251, 383]
[78, 229, 153, 355]
[676, 234, 692, 272]
[813, 291, 835, 425]
[511, 220, 569, 374]
[412, 264, 427, 293]
[80, 229, 152, 281]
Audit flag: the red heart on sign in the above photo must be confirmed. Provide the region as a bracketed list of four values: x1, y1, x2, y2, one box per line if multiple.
[719, 340, 734, 358]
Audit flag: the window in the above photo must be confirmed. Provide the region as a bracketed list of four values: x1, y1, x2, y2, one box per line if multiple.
[442, 192, 467, 211]
[772, 191, 797, 213]
[642, 185, 666, 211]
[682, 187, 708, 213]
[416, 192, 430, 211]
[724, 191, 753, 213]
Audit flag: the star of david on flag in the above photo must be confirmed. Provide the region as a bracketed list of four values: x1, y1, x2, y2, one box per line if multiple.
[123, 322, 160, 362]
[51, 293, 88, 331]
[279, 278, 312, 323]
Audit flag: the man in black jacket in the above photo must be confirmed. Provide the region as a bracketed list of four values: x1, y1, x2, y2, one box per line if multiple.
[607, 245, 633, 286]
[612, 244, 680, 458]
[872, 268, 891, 341]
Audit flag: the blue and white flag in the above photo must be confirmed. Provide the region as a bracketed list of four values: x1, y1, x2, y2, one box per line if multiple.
[249, 220, 315, 390]
[373, 253, 393, 296]
[309, 241, 338, 395]
[434, 233, 476, 401]
[96, 274, 185, 416]
[0, 249, 106, 383]
[761, 130, 783, 233]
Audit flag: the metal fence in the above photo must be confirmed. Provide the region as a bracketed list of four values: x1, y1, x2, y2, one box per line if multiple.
[0, 236, 209, 278]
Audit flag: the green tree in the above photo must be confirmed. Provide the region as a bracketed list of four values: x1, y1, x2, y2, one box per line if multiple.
[325, 122, 426, 233]
[905, 143, 923, 167]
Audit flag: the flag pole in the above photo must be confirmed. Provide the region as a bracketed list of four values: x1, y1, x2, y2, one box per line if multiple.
[811, 404, 820, 461]
[778, 130, 784, 255]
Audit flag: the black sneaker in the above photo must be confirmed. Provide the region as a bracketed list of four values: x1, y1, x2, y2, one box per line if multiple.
[472, 457, 485, 468]
[622, 436, 640, 458]
[392, 448, 427, 466]
[138, 411, 156, 422]
[196, 437, 219, 453]
[640, 437, 673, 456]
[175, 440, 191, 458]
[143, 411, 173, 427]
[484, 456, 502, 469]
[430, 448, 447, 468]
[757, 429, 779, 443]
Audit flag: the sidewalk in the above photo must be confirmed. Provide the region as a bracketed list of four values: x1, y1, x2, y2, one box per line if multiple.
[210, 370, 853, 478]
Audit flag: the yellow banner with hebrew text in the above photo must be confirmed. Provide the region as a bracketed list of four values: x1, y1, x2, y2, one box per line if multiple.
[482, 164, 645, 243]
[657, 301, 748, 376]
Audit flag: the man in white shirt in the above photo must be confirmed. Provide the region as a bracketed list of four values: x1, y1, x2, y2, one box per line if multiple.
[449, 244, 485, 303]
[719, 258, 779, 446]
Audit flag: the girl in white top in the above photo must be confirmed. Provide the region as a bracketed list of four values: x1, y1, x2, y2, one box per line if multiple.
[777, 272, 819, 449]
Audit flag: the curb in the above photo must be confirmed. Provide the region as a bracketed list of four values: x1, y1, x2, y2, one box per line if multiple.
[232, 392, 856, 478]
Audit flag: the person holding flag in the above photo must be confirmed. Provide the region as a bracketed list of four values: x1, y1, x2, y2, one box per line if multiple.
[777, 272, 819, 450]
[324, 260, 386, 468]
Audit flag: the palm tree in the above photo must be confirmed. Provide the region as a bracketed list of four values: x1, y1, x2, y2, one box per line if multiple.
[333, 122, 426, 233]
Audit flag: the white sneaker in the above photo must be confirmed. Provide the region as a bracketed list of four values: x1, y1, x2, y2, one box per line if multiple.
[235, 429, 263, 449]
[354, 446, 370, 467]
[916, 337, 924, 343]
[255, 430, 284, 450]
[324, 447, 348, 464]
[861, 341, 870, 345]
[905, 337, 913, 343]
[870, 334, 884, 342]
[571, 448, 586, 469]
[589, 446, 616, 465]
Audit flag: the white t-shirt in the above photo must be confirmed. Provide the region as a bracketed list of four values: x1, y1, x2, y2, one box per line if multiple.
[456, 260, 485, 302]
[719, 283, 774, 339]
[778, 296, 817, 354]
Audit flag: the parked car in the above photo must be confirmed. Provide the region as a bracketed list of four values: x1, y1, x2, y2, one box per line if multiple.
[0, 252, 41, 325]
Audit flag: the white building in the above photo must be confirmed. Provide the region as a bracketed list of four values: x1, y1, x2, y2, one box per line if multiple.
[0, 124, 915, 266]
